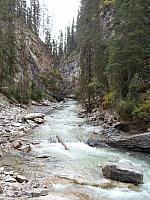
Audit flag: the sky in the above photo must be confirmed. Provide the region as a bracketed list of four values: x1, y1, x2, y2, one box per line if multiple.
[41, 0, 80, 39]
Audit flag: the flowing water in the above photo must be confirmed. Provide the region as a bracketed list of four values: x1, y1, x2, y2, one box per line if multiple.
[2, 100, 150, 199]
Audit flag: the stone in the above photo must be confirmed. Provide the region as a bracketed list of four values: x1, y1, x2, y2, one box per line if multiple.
[12, 123, 21, 127]
[31, 101, 40, 106]
[31, 188, 49, 197]
[5, 176, 16, 183]
[18, 145, 32, 153]
[12, 140, 22, 149]
[42, 100, 51, 106]
[0, 186, 3, 194]
[26, 119, 37, 128]
[23, 113, 45, 121]
[106, 131, 150, 153]
[34, 118, 44, 124]
[102, 162, 143, 185]
[0, 167, 4, 173]
[86, 138, 107, 147]
[0, 151, 3, 157]
[27, 189, 49, 197]
[15, 175, 28, 183]
[36, 155, 51, 159]
[31, 141, 40, 145]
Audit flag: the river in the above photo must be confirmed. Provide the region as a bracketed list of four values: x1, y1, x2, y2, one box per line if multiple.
[1, 100, 150, 199]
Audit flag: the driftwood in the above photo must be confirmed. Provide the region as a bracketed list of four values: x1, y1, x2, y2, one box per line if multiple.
[56, 135, 70, 151]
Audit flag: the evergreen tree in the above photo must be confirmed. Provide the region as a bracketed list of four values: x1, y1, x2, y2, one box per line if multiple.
[30, 0, 40, 35]
[108, 0, 150, 99]
[58, 30, 64, 59]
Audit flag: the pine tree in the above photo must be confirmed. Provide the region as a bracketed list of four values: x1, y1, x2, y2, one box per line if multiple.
[108, 0, 150, 99]
[30, 0, 40, 35]
[58, 30, 64, 59]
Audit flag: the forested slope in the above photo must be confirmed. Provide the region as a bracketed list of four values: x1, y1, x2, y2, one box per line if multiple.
[76, 0, 150, 121]
[0, 0, 64, 103]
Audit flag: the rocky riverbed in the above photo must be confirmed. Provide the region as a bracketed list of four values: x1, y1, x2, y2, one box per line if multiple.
[0, 94, 61, 198]
[0, 97, 150, 200]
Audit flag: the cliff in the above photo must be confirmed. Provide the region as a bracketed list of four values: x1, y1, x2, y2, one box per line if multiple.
[2, 21, 64, 103]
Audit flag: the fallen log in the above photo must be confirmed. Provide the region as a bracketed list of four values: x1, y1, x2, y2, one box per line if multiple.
[56, 135, 70, 151]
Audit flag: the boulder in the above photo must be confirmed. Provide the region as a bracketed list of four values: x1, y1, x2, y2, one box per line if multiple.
[15, 175, 28, 183]
[25, 189, 49, 197]
[26, 120, 37, 128]
[23, 113, 45, 121]
[86, 138, 107, 147]
[106, 132, 150, 153]
[34, 118, 44, 124]
[12, 140, 22, 149]
[18, 145, 32, 153]
[102, 162, 143, 185]
[42, 100, 51, 106]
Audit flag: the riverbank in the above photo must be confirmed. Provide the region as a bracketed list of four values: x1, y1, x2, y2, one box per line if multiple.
[0, 94, 61, 148]
[0, 98, 150, 200]
[81, 106, 150, 153]
[0, 94, 62, 198]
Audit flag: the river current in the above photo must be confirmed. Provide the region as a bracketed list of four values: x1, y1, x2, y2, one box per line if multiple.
[2, 100, 150, 199]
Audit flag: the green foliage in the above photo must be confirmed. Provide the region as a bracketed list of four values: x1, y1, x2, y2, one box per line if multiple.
[132, 91, 150, 120]
[133, 101, 150, 120]
[102, 89, 117, 109]
[117, 100, 134, 120]
[102, 0, 114, 6]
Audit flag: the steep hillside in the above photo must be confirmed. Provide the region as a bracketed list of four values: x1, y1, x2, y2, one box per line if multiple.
[76, 0, 150, 122]
[1, 21, 64, 103]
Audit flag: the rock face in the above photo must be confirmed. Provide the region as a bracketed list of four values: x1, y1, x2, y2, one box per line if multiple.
[102, 162, 143, 184]
[106, 131, 150, 153]
[59, 52, 80, 95]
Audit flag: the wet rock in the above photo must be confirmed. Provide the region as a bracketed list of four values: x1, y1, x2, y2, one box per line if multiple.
[42, 100, 51, 106]
[5, 176, 16, 183]
[86, 138, 107, 147]
[23, 113, 45, 121]
[102, 162, 143, 185]
[0, 186, 3, 194]
[34, 118, 44, 124]
[12, 140, 22, 149]
[15, 175, 28, 183]
[106, 131, 150, 153]
[31, 141, 40, 145]
[0, 167, 5, 173]
[0, 151, 3, 158]
[36, 155, 51, 159]
[18, 145, 32, 153]
[12, 122, 21, 127]
[31, 101, 40, 106]
[25, 189, 49, 197]
[26, 120, 37, 128]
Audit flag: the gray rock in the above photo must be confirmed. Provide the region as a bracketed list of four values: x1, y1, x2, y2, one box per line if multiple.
[86, 138, 107, 148]
[18, 145, 32, 153]
[26, 189, 49, 197]
[5, 176, 16, 183]
[102, 162, 143, 184]
[23, 113, 45, 121]
[106, 131, 150, 153]
[34, 118, 44, 124]
[15, 175, 28, 183]
[0, 186, 3, 194]
[12, 140, 22, 149]
[12, 122, 21, 127]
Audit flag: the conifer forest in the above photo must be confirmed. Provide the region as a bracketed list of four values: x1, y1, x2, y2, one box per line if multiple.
[0, 1, 150, 199]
